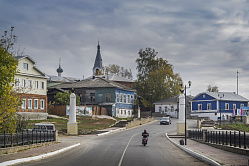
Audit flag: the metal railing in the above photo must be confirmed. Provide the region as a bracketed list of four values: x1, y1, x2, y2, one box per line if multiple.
[0, 130, 56, 148]
[188, 130, 248, 149]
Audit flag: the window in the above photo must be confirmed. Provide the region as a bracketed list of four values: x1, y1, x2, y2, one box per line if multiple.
[35, 81, 38, 89]
[22, 79, 26, 87]
[128, 111, 130, 115]
[131, 95, 134, 103]
[23, 63, 28, 70]
[159, 107, 162, 112]
[28, 99, 32, 109]
[241, 104, 244, 108]
[40, 100, 44, 110]
[120, 94, 123, 103]
[105, 93, 111, 102]
[15, 79, 19, 87]
[41, 81, 44, 90]
[127, 94, 130, 103]
[207, 103, 212, 110]
[116, 93, 119, 102]
[90, 93, 95, 102]
[28, 80, 32, 88]
[225, 103, 229, 110]
[124, 110, 126, 115]
[165, 106, 168, 112]
[121, 110, 123, 114]
[198, 104, 202, 111]
[124, 94, 126, 103]
[171, 105, 174, 112]
[21, 99, 26, 109]
[34, 99, 38, 109]
[233, 104, 236, 110]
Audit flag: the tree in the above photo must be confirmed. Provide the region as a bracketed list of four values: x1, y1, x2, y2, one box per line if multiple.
[135, 48, 182, 106]
[207, 85, 219, 92]
[0, 27, 21, 133]
[54, 92, 80, 105]
[105, 64, 133, 79]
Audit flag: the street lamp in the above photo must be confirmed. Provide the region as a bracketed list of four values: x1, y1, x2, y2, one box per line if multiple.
[218, 93, 224, 128]
[180, 81, 191, 145]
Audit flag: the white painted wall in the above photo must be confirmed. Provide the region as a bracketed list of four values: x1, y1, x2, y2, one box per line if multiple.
[155, 104, 178, 118]
[115, 108, 133, 118]
[14, 57, 47, 96]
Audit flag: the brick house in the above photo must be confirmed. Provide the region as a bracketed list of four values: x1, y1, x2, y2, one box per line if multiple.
[14, 55, 48, 120]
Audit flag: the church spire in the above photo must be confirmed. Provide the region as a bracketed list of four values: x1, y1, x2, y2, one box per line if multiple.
[56, 58, 63, 77]
[93, 41, 104, 76]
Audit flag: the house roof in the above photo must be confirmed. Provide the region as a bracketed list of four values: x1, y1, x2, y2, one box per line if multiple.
[15, 55, 48, 78]
[195, 92, 249, 102]
[48, 77, 136, 92]
[154, 95, 194, 105]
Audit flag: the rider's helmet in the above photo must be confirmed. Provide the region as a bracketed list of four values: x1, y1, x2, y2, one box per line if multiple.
[144, 129, 147, 133]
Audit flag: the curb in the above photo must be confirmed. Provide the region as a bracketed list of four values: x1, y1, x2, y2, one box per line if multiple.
[0, 143, 80, 166]
[96, 127, 126, 136]
[165, 133, 221, 166]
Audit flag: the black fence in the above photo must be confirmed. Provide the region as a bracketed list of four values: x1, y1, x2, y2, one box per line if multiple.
[189, 130, 248, 149]
[0, 130, 56, 148]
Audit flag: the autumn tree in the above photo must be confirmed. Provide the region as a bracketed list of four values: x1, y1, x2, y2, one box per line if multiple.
[105, 64, 133, 79]
[0, 27, 21, 133]
[135, 48, 182, 107]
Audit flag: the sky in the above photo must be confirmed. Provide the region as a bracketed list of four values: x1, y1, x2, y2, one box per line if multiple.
[1, 0, 249, 99]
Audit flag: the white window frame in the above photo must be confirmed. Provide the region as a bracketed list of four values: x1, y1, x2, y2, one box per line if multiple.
[40, 100, 44, 110]
[124, 94, 126, 103]
[233, 104, 236, 110]
[225, 103, 229, 110]
[28, 99, 32, 109]
[207, 103, 212, 110]
[28, 80, 32, 88]
[35, 81, 38, 89]
[41, 81, 44, 90]
[116, 93, 119, 103]
[34, 99, 38, 109]
[131, 95, 134, 103]
[22, 79, 26, 87]
[15, 78, 19, 87]
[198, 104, 202, 111]
[23, 63, 28, 70]
[120, 93, 123, 103]
[21, 99, 26, 109]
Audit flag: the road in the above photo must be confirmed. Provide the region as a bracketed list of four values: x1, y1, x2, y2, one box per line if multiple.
[18, 118, 208, 166]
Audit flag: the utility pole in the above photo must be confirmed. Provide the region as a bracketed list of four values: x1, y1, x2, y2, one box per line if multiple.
[237, 70, 239, 95]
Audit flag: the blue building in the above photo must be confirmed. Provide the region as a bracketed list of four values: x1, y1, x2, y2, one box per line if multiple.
[191, 92, 249, 121]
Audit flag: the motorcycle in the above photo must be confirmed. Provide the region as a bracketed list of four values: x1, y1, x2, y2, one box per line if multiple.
[142, 137, 148, 146]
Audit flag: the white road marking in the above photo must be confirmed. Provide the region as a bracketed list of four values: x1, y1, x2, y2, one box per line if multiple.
[118, 133, 138, 166]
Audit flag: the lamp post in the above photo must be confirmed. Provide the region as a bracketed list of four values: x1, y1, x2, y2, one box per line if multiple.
[150, 93, 152, 117]
[218, 93, 224, 128]
[180, 81, 191, 145]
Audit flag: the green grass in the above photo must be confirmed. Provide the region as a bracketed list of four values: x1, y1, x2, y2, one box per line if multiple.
[26, 116, 116, 134]
[219, 123, 249, 132]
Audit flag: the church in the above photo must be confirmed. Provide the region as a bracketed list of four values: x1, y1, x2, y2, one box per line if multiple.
[47, 42, 136, 118]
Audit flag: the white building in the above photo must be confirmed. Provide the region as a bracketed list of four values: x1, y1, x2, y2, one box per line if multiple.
[14, 55, 48, 120]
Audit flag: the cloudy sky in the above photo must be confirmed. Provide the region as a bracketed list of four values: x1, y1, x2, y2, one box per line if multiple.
[1, 0, 249, 99]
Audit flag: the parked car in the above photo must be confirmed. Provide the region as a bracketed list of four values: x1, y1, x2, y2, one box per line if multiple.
[160, 117, 171, 125]
[32, 123, 56, 131]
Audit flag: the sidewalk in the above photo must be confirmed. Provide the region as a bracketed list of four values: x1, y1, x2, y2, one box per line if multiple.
[168, 135, 249, 166]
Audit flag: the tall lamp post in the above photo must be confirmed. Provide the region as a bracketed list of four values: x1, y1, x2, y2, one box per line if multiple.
[180, 81, 191, 145]
[218, 93, 224, 128]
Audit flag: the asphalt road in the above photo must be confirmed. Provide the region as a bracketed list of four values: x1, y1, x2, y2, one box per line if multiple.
[18, 118, 208, 166]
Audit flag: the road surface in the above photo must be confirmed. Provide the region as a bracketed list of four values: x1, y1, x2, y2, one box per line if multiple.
[17, 118, 208, 166]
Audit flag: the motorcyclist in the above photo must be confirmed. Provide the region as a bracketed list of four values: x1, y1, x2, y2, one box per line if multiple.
[142, 129, 149, 140]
